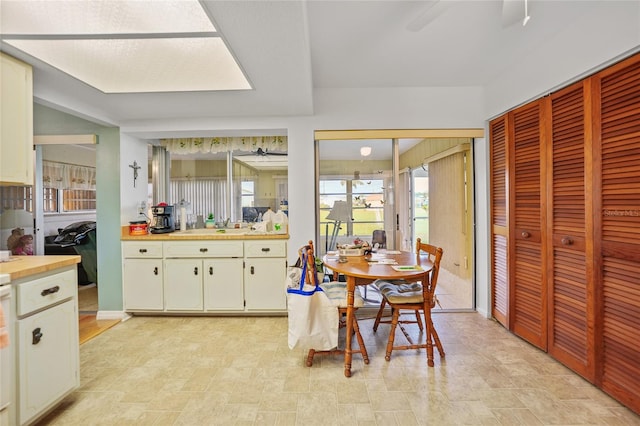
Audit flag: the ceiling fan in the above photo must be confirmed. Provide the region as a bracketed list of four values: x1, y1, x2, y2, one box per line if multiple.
[238, 147, 287, 156]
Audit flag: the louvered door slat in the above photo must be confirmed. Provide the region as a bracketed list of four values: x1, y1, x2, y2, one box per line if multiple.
[490, 116, 509, 327]
[511, 102, 546, 349]
[547, 80, 593, 378]
[597, 54, 640, 414]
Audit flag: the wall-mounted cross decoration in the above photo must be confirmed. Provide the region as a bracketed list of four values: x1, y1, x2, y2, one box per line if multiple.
[129, 160, 142, 187]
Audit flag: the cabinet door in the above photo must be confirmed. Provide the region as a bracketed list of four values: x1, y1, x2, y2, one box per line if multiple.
[594, 54, 640, 413]
[164, 259, 203, 311]
[510, 101, 547, 350]
[245, 258, 286, 311]
[0, 53, 33, 185]
[123, 259, 164, 310]
[18, 299, 78, 425]
[547, 81, 595, 379]
[490, 115, 509, 327]
[204, 258, 244, 310]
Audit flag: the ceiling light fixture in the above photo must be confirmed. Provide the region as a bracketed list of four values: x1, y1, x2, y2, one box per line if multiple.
[360, 146, 372, 157]
[523, 0, 531, 26]
[1, 0, 250, 93]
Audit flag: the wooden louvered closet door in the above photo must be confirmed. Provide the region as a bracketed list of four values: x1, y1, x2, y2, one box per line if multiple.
[546, 81, 595, 380]
[490, 116, 509, 327]
[509, 101, 547, 350]
[593, 54, 640, 413]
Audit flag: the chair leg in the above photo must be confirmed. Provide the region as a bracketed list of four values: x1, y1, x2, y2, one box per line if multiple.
[352, 316, 369, 364]
[385, 308, 400, 361]
[306, 349, 316, 367]
[373, 298, 387, 332]
[415, 310, 424, 331]
[428, 318, 445, 357]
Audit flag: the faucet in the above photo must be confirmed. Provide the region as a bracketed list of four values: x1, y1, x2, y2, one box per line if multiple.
[223, 218, 230, 228]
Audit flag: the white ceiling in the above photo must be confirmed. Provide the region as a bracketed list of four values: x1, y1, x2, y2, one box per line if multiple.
[3, 0, 634, 126]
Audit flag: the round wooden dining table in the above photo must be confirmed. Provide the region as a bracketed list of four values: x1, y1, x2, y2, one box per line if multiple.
[323, 251, 435, 377]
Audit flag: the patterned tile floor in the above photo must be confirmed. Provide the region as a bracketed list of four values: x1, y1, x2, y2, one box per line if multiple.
[38, 313, 640, 425]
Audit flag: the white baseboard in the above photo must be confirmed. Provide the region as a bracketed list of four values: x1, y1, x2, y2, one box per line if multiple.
[96, 310, 131, 321]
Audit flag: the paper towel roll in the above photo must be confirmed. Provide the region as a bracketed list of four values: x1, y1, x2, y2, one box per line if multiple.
[180, 207, 187, 231]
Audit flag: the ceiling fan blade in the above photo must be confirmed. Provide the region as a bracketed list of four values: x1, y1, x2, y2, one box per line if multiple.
[405, 0, 442, 32]
[502, 0, 526, 28]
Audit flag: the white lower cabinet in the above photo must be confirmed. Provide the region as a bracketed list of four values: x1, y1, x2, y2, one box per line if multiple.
[11, 266, 79, 426]
[122, 242, 163, 311]
[122, 239, 286, 314]
[245, 257, 287, 310]
[123, 259, 163, 310]
[204, 258, 244, 311]
[164, 259, 204, 311]
[245, 240, 287, 311]
[17, 299, 78, 425]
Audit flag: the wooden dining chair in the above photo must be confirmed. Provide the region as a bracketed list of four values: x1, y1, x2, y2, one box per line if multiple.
[372, 238, 445, 363]
[304, 242, 369, 367]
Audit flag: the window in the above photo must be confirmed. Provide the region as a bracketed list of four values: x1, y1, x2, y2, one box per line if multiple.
[42, 188, 96, 213]
[319, 178, 385, 239]
[63, 189, 96, 211]
[0, 186, 33, 212]
[43, 187, 58, 212]
[241, 180, 255, 207]
[41, 161, 97, 213]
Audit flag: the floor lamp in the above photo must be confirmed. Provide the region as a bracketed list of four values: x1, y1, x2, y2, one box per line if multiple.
[325, 200, 352, 253]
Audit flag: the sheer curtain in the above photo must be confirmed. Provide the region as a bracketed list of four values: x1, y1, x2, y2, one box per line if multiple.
[42, 161, 96, 189]
[169, 178, 227, 220]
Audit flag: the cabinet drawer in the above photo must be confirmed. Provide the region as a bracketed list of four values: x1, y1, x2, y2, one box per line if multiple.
[16, 268, 76, 317]
[163, 241, 243, 258]
[122, 241, 163, 258]
[245, 240, 286, 258]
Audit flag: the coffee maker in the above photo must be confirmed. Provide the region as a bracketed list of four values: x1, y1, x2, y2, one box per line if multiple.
[150, 204, 175, 234]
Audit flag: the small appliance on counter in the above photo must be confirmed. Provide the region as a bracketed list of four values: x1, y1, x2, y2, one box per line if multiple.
[150, 203, 175, 234]
[128, 219, 148, 236]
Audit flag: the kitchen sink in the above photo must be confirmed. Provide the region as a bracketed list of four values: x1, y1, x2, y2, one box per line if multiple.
[170, 228, 250, 236]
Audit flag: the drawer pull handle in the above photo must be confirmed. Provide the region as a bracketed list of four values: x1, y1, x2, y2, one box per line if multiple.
[194, 267, 198, 275]
[521, 231, 530, 238]
[200, 248, 208, 253]
[261, 248, 270, 252]
[139, 248, 147, 253]
[561, 237, 573, 246]
[41, 285, 60, 296]
[251, 266, 255, 275]
[154, 267, 159, 275]
[32, 327, 43, 345]
[209, 266, 213, 275]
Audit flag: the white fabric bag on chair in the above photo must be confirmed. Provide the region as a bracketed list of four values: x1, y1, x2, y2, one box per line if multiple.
[286, 252, 339, 350]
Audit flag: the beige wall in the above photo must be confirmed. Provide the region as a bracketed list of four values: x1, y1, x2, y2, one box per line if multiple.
[428, 149, 473, 279]
[399, 138, 470, 170]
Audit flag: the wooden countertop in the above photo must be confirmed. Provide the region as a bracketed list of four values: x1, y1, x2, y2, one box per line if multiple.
[121, 226, 289, 241]
[0, 255, 81, 281]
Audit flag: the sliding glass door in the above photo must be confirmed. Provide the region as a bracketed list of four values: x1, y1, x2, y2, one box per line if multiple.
[315, 130, 476, 311]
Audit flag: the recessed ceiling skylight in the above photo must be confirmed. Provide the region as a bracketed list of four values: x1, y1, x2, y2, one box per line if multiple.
[0, 0, 251, 93]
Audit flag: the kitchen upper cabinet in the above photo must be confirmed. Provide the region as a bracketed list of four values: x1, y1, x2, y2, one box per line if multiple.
[0, 53, 33, 185]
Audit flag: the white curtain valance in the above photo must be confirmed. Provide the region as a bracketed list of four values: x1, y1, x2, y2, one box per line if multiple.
[161, 136, 287, 155]
[43, 161, 96, 189]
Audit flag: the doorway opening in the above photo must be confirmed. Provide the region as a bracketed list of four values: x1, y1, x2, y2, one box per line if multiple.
[314, 129, 478, 311]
